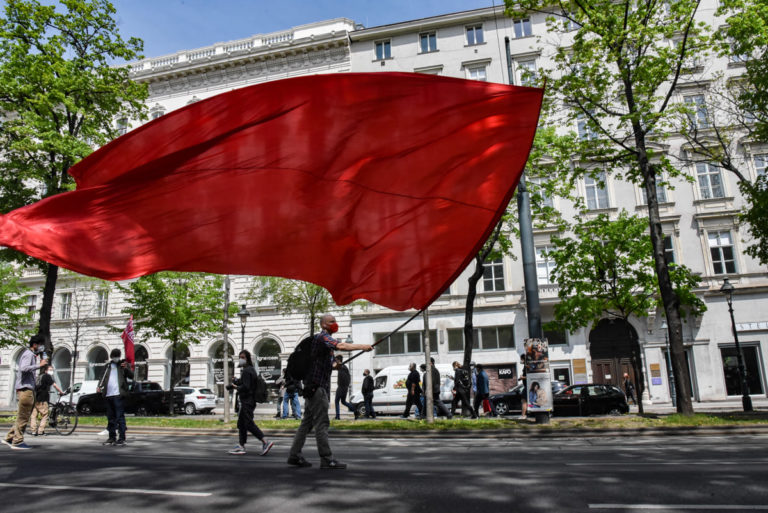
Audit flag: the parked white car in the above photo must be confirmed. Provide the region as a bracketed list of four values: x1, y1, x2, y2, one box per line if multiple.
[59, 380, 99, 406]
[178, 387, 217, 415]
[349, 364, 454, 416]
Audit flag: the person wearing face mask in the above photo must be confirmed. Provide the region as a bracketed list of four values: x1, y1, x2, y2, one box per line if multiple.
[29, 364, 64, 436]
[287, 314, 372, 470]
[3, 334, 48, 450]
[361, 369, 376, 419]
[97, 348, 133, 447]
[226, 350, 274, 456]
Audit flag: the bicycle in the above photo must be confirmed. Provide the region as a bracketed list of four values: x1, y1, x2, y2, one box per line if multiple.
[48, 396, 79, 436]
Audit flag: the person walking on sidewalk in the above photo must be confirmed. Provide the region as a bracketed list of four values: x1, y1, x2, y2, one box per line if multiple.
[425, 357, 452, 419]
[473, 363, 490, 417]
[287, 314, 372, 470]
[3, 335, 47, 450]
[227, 350, 274, 456]
[361, 369, 376, 419]
[333, 355, 354, 420]
[623, 373, 637, 406]
[283, 372, 303, 419]
[98, 348, 133, 447]
[30, 364, 63, 436]
[401, 362, 422, 418]
[451, 361, 476, 418]
[274, 369, 286, 419]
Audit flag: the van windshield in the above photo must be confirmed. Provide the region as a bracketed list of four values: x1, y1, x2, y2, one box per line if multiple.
[374, 376, 387, 389]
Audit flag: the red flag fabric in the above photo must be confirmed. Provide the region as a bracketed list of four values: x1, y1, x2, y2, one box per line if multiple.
[121, 315, 135, 371]
[0, 73, 542, 311]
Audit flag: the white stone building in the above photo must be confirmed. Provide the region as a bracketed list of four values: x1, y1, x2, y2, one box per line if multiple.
[2, 4, 767, 408]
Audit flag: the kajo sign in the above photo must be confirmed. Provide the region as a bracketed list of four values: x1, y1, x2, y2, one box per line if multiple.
[497, 366, 516, 379]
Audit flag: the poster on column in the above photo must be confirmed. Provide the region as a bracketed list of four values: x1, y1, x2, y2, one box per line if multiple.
[524, 338, 553, 413]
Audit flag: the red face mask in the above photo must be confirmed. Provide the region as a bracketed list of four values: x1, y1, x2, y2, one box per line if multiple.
[327, 322, 339, 334]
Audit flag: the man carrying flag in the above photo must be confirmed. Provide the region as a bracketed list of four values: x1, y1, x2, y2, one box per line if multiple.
[121, 315, 135, 372]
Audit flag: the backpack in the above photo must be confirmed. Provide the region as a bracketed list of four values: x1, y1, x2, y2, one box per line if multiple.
[254, 372, 268, 403]
[285, 335, 316, 382]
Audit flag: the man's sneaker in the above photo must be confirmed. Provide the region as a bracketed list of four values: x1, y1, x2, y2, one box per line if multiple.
[287, 455, 312, 467]
[260, 440, 274, 456]
[102, 439, 116, 446]
[2, 439, 12, 447]
[10, 442, 31, 450]
[320, 458, 347, 470]
[228, 445, 246, 455]
[115, 439, 126, 447]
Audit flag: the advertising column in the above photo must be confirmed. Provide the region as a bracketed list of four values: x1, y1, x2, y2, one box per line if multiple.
[524, 338, 553, 421]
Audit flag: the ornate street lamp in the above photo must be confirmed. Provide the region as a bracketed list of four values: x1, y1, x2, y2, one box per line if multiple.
[719, 278, 753, 412]
[660, 320, 677, 408]
[237, 304, 250, 352]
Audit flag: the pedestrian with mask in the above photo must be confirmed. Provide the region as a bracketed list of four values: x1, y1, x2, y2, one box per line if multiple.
[333, 355, 353, 420]
[98, 348, 133, 446]
[3, 334, 47, 450]
[473, 363, 490, 417]
[227, 350, 274, 456]
[451, 361, 476, 418]
[401, 362, 422, 418]
[425, 357, 452, 419]
[361, 369, 376, 419]
[287, 314, 372, 469]
[30, 364, 64, 436]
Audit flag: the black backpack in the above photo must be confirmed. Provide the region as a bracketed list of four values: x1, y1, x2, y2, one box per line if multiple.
[285, 335, 316, 382]
[254, 372, 268, 403]
[457, 369, 471, 390]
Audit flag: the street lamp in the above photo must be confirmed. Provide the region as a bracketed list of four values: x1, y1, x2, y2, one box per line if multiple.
[237, 304, 250, 352]
[720, 278, 753, 412]
[660, 320, 677, 408]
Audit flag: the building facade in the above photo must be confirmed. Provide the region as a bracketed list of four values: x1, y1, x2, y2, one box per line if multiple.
[2, 4, 767, 408]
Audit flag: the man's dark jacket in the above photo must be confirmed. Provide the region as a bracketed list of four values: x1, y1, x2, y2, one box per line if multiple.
[362, 374, 374, 396]
[98, 362, 134, 398]
[337, 364, 351, 392]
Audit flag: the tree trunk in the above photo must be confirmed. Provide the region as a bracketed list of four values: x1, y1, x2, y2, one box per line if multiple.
[626, 322, 645, 414]
[37, 263, 59, 355]
[462, 255, 484, 372]
[169, 341, 177, 416]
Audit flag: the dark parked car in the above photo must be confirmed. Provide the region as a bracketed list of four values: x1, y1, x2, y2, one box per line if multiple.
[553, 384, 629, 416]
[489, 381, 568, 416]
[77, 381, 184, 415]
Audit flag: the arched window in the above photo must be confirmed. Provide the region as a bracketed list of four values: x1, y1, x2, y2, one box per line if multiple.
[166, 345, 190, 388]
[209, 340, 236, 398]
[254, 338, 282, 382]
[52, 347, 72, 391]
[134, 345, 149, 382]
[86, 346, 109, 381]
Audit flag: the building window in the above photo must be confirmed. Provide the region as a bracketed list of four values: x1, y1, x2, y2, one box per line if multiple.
[516, 59, 537, 86]
[374, 330, 436, 356]
[419, 32, 437, 53]
[721, 346, 764, 395]
[585, 171, 609, 210]
[684, 94, 709, 128]
[527, 176, 553, 208]
[116, 118, 128, 136]
[696, 162, 725, 199]
[708, 230, 736, 274]
[576, 112, 597, 141]
[543, 328, 568, 345]
[753, 154, 767, 177]
[447, 326, 514, 352]
[375, 40, 391, 60]
[466, 64, 487, 81]
[466, 24, 484, 45]
[26, 295, 37, 314]
[535, 245, 556, 285]
[640, 180, 668, 204]
[513, 18, 532, 38]
[59, 292, 72, 320]
[483, 258, 505, 292]
[663, 235, 676, 265]
[95, 290, 109, 317]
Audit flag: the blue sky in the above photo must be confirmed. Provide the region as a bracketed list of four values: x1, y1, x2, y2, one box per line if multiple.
[112, 0, 499, 58]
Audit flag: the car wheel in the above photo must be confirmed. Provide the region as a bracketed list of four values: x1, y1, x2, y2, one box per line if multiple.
[78, 403, 92, 415]
[494, 401, 509, 416]
[608, 407, 623, 416]
[184, 403, 196, 415]
[355, 403, 366, 418]
[136, 406, 148, 417]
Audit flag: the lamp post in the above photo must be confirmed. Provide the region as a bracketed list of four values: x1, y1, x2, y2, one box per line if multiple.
[660, 320, 677, 408]
[237, 304, 250, 353]
[720, 278, 753, 412]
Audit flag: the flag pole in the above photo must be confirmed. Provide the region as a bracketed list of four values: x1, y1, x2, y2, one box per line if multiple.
[222, 276, 231, 423]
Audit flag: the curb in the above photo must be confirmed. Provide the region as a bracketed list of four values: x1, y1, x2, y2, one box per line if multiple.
[5, 423, 768, 439]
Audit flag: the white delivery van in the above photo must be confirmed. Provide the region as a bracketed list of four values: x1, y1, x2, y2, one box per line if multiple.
[349, 364, 454, 416]
[58, 380, 99, 405]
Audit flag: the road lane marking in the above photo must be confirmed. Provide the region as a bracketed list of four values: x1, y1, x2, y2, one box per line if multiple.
[589, 505, 768, 510]
[570, 461, 768, 466]
[0, 483, 212, 497]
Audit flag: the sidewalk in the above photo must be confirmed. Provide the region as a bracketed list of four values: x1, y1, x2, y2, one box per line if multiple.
[638, 396, 768, 414]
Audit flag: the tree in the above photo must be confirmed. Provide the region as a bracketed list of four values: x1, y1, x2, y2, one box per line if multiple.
[507, 0, 712, 414]
[0, 0, 148, 354]
[117, 272, 231, 414]
[546, 211, 706, 413]
[0, 262, 32, 347]
[248, 278, 341, 337]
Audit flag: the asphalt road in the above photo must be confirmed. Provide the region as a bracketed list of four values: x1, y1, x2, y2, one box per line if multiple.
[1, 430, 767, 513]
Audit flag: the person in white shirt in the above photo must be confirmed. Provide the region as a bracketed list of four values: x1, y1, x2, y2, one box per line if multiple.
[97, 348, 133, 446]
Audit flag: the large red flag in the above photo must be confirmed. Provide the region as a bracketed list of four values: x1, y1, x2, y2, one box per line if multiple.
[121, 315, 135, 371]
[0, 73, 542, 311]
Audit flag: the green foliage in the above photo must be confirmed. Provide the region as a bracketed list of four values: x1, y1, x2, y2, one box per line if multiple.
[741, 177, 768, 264]
[248, 277, 343, 334]
[0, 0, 148, 265]
[546, 211, 705, 332]
[0, 262, 32, 347]
[116, 273, 232, 350]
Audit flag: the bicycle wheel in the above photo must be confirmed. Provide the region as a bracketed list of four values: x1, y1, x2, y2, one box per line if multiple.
[53, 404, 78, 436]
